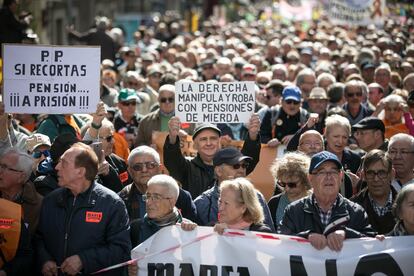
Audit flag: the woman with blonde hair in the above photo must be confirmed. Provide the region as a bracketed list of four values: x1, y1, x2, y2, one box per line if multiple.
[214, 178, 272, 234]
[267, 152, 311, 231]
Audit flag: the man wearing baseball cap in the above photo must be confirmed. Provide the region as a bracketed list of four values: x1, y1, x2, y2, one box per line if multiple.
[353, 117, 388, 152]
[260, 85, 309, 146]
[164, 114, 261, 198]
[194, 147, 274, 231]
[280, 151, 375, 251]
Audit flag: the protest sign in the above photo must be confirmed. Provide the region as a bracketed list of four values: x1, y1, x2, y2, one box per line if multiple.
[2, 44, 100, 114]
[132, 226, 414, 276]
[175, 81, 255, 124]
[327, 0, 386, 26]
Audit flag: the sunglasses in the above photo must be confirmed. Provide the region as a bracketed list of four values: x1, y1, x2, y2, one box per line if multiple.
[160, 97, 174, 103]
[127, 81, 139, 86]
[284, 99, 300, 105]
[277, 180, 298, 188]
[121, 101, 137, 106]
[32, 150, 50, 159]
[231, 163, 249, 170]
[131, 161, 158, 172]
[100, 135, 113, 143]
[346, 92, 362, 98]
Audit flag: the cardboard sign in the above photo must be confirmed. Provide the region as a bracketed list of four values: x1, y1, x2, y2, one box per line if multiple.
[175, 81, 255, 123]
[2, 44, 100, 114]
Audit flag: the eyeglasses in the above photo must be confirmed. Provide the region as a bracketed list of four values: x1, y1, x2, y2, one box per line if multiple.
[131, 161, 158, 171]
[127, 81, 139, 87]
[32, 150, 50, 159]
[365, 169, 389, 180]
[142, 193, 172, 202]
[284, 99, 300, 105]
[202, 65, 213, 70]
[300, 141, 323, 148]
[346, 92, 362, 98]
[277, 180, 298, 188]
[0, 163, 23, 173]
[120, 101, 137, 106]
[311, 170, 340, 178]
[100, 135, 113, 143]
[160, 97, 174, 103]
[231, 162, 249, 170]
[388, 149, 414, 158]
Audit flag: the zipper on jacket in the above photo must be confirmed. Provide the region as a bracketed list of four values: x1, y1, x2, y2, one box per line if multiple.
[63, 196, 77, 260]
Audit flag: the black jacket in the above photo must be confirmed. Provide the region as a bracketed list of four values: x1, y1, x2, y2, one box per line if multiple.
[280, 194, 376, 239]
[98, 153, 132, 193]
[163, 135, 261, 198]
[351, 187, 397, 234]
[35, 181, 131, 275]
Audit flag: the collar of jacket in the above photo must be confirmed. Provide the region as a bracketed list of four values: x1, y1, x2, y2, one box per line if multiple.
[303, 194, 348, 217]
[57, 181, 98, 208]
[193, 154, 214, 169]
[20, 180, 41, 204]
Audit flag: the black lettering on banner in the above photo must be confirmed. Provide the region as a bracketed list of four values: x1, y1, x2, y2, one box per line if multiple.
[148, 263, 174, 276]
[221, 266, 233, 276]
[200, 265, 217, 276]
[237, 266, 250, 276]
[290, 255, 307, 276]
[353, 253, 403, 275]
[179, 263, 194, 276]
[325, 259, 337, 276]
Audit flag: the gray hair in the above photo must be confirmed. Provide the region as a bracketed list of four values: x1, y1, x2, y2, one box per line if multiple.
[158, 84, 175, 94]
[128, 145, 161, 166]
[389, 133, 414, 151]
[2, 148, 34, 182]
[316, 72, 336, 87]
[325, 114, 351, 136]
[392, 184, 414, 222]
[295, 68, 315, 87]
[344, 80, 365, 95]
[383, 94, 405, 105]
[147, 174, 179, 200]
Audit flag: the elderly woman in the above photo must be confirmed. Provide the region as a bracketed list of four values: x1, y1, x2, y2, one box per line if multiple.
[267, 152, 311, 231]
[214, 178, 272, 234]
[373, 94, 410, 139]
[388, 184, 414, 236]
[324, 114, 361, 174]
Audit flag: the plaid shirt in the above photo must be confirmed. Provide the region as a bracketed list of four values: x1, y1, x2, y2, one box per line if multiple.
[368, 191, 393, 217]
[313, 195, 339, 227]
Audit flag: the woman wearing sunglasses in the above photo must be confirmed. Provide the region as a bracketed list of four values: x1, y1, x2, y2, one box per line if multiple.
[267, 152, 311, 232]
[214, 178, 272, 235]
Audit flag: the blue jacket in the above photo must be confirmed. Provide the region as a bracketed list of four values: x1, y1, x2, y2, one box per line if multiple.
[194, 182, 275, 232]
[36, 181, 131, 275]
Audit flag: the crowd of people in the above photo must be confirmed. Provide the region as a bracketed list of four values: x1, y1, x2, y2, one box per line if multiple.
[1, 1, 414, 274]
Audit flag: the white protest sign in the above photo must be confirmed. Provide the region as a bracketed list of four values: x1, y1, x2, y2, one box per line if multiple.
[175, 81, 255, 123]
[132, 226, 414, 276]
[2, 44, 100, 114]
[327, 0, 386, 26]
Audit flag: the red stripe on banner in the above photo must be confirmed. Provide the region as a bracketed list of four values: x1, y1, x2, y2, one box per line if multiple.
[225, 231, 246, 236]
[256, 233, 280, 240]
[289, 237, 310, 243]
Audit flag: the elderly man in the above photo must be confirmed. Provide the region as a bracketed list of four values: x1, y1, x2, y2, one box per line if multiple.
[118, 145, 197, 223]
[307, 87, 329, 133]
[387, 133, 414, 192]
[353, 117, 388, 152]
[0, 148, 42, 236]
[135, 84, 193, 146]
[351, 150, 397, 234]
[343, 80, 373, 125]
[194, 147, 274, 230]
[367, 83, 385, 107]
[260, 86, 309, 145]
[36, 143, 131, 276]
[280, 151, 375, 251]
[164, 114, 261, 198]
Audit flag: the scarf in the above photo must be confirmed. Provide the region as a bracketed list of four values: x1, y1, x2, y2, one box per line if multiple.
[392, 221, 409, 236]
[145, 207, 182, 228]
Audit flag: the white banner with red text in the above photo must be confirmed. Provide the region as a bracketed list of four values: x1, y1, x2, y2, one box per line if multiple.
[131, 226, 414, 276]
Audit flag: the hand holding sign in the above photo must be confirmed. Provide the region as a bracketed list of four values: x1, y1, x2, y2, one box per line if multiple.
[168, 116, 181, 144]
[247, 113, 260, 141]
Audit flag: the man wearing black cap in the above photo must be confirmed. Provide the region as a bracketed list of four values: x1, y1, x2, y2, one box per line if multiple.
[353, 117, 388, 152]
[163, 115, 261, 198]
[194, 147, 274, 231]
[280, 151, 375, 251]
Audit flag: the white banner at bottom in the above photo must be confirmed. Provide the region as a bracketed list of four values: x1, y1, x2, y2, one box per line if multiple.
[131, 226, 414, 276]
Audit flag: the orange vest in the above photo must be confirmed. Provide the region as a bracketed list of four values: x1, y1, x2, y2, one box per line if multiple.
[0, 199, 22, 268]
